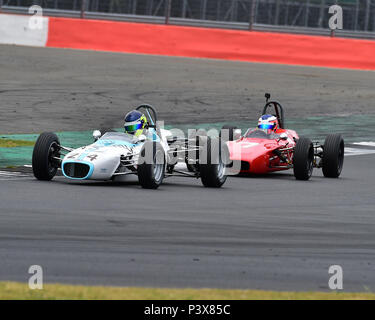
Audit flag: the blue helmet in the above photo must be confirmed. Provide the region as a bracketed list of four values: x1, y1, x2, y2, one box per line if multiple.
[124, 110, 148, 136]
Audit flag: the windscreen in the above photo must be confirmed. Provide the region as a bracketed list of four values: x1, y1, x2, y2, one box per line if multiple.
[100, 132, 134, 143]
[244, 129, 280, 140]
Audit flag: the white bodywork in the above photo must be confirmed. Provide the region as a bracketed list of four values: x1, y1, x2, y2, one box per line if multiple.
[61, 129, 171, 180]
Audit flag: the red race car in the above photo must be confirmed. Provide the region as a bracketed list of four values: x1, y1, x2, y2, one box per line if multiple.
[222, 94, 344, 180]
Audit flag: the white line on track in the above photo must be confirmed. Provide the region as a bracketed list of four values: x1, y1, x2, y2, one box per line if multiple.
[345, 148, 375, 156]
[0, 171, 31, 180]
[352, 141, 375, 148]
[0, 171, 28, 176]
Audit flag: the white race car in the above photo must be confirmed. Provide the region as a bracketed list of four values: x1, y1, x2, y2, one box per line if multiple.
[32, 104, 228, 189]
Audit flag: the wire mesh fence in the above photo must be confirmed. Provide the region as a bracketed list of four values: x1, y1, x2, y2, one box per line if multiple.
[1, 0, 375, 31]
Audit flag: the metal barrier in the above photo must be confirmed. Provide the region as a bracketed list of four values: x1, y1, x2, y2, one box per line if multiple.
[1, 0, 374, 36]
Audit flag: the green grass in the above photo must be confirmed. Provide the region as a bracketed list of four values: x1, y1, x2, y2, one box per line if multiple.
[0, 139, 35, 148]
[0, 282, 374, 300]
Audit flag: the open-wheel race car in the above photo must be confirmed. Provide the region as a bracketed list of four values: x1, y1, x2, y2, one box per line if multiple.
[32, 104, 229, 189]
[221, 94, 344, 180]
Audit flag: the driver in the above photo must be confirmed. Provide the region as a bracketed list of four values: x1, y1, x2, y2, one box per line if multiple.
[257, 114, 279, 134]
[124, 110, 148, 137]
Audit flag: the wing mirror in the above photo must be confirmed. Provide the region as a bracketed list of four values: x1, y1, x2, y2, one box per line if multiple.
[279, 133, 288, 141]
[93, 130, 102, 141]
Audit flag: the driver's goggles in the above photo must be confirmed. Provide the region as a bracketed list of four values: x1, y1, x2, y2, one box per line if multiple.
[258, 124, 275, 130]
[124, 123, 143, 133]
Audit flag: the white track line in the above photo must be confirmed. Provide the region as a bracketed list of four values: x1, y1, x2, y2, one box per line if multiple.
[352, 141, 375, 148]
[0, 171, 31, 180]
[0, 171, 28, 176]
[345, 148, 375, 156]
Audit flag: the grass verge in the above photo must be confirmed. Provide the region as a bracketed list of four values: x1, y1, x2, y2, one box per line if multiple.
[0, 282, 374, 300]
[0, 139, 35, 148]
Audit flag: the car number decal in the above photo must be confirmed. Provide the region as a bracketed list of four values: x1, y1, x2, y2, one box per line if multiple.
[86, 154, 98, 162]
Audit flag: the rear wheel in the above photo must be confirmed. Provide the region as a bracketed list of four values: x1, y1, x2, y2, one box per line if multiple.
[199, 137, 228, 188]
[322, 134, 344, 178]
[32, 132, 61, 181]
[137, 141, 166, 189]
[293, 137, 314, 181]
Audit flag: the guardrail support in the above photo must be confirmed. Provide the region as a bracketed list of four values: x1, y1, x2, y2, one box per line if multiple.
[80, 0, 86, 19]
[165, 0, 172, 25]
[364, 0, 370, 31]
[249, 0, 256, 30]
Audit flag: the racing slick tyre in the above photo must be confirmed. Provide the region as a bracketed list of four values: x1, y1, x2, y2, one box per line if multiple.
[137, 141, 166, 189]
[322, 134, 344, 178]
[32, 132, 61, 181]
[185, 129, 206, 172]
[293, 137, 314, 181]
[199, 137, 228, 188]
[220, 125, 238, 142]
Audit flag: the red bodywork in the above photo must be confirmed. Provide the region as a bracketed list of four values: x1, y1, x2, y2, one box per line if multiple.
[227, 128, 299, 174]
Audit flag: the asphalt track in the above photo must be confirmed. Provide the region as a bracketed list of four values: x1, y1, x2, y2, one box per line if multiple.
[1, 45, 375, 134]
[0, 154, 375, 291]
[0, 45, 375, 291]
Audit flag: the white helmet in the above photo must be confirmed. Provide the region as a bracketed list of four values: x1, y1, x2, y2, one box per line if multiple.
[258, 114, 278, 134]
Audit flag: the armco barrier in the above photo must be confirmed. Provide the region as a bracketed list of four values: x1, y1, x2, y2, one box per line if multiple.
[1, 13, 375, 70]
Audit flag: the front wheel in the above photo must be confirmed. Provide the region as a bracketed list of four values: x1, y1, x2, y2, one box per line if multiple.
[322, 134, 344, 178]
[199, 137, 228, 188]
[293, 137, 314, 181]
[32, 132, 61, 181]
[137, 141, 166, 189]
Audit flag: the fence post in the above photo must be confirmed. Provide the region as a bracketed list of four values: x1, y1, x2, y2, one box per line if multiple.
[80, 0, 86, 18]
[249, 0, 256, 30]
[364, 0, 370, 31]
[0, 0, 3, 13]
[318, 0, 325, 28]
[274, 0, 280, 25]
[165, 0, 172, 24]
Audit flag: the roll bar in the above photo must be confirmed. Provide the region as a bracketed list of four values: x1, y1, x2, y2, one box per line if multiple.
[262, 93, 285, 129]
[136, 104, 158, 127]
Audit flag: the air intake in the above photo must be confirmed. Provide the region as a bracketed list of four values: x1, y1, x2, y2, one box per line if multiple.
[63, 162, 90, 179]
